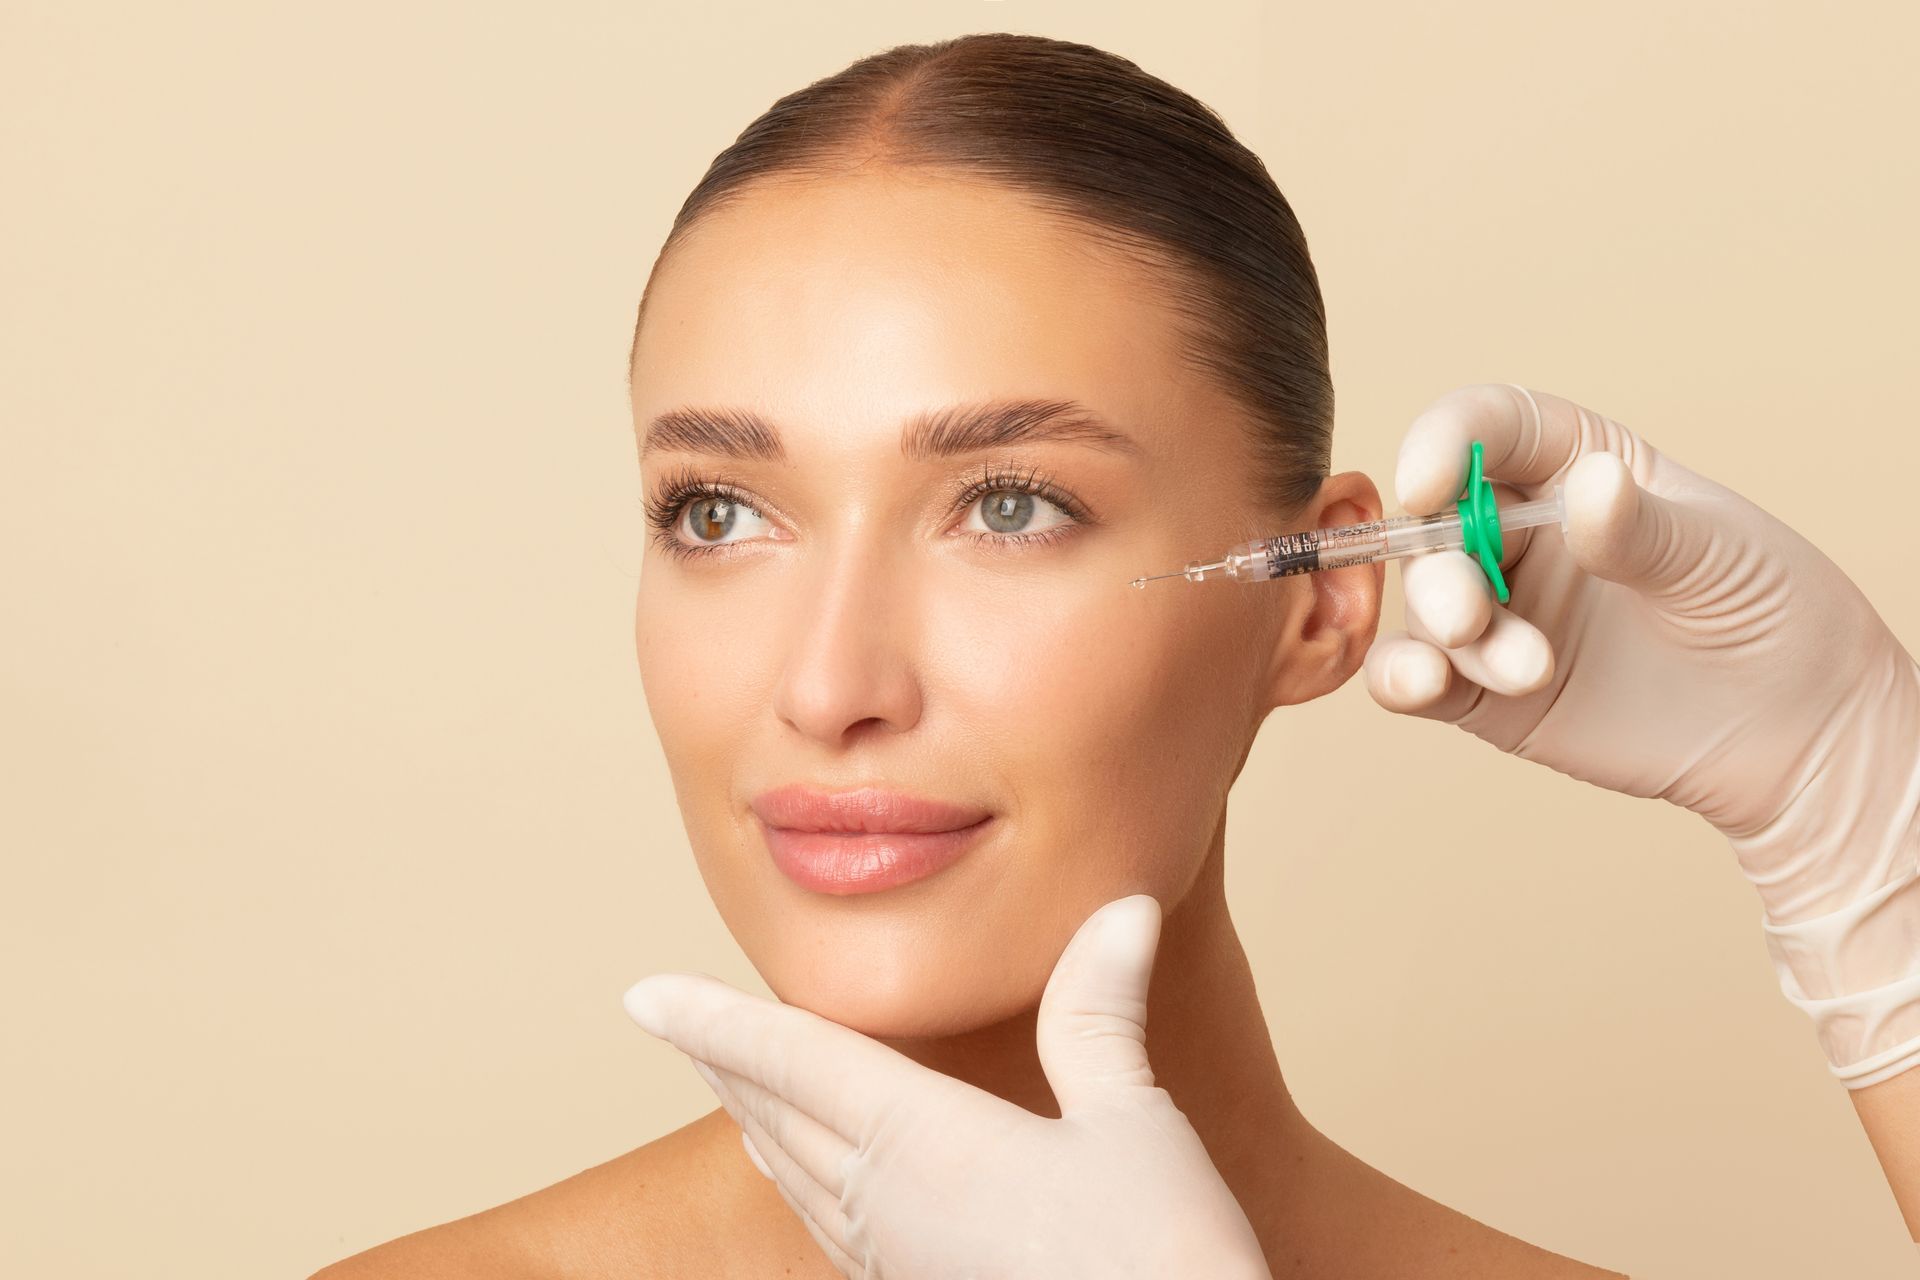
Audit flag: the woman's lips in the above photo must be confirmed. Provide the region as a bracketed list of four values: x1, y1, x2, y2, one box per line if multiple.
[751, 785, 992, 895]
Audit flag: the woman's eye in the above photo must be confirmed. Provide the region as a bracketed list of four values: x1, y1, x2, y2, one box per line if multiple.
[655, 480, 1078, 556]
[963, 488, 1073, 537]
[678, 495, 771, 546]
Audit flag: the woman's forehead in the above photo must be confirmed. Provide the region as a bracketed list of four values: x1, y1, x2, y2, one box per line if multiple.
[631, 172, 1216, 462]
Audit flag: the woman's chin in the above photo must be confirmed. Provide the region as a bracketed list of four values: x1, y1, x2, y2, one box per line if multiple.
[760, 958, 1042, 1041]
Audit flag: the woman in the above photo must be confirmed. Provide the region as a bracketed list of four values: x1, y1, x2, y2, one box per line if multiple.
[316, 31, 1918, 1278]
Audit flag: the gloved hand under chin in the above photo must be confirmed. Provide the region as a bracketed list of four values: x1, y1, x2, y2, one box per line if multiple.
[1364, 383, 1920, 1088]
[624, 895, 1272, 1280]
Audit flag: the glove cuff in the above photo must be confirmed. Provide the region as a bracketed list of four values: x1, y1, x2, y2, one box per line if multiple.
[1761, 856, 1920, 1089]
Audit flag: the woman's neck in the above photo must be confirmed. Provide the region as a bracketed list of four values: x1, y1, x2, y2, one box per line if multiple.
[875, 825, 1315, 1225]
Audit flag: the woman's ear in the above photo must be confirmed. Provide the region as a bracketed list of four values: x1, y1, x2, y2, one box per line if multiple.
[1262, 470, 1385, 708]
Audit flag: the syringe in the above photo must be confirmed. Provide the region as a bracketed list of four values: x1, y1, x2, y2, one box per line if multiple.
[1129, 440, 1566, 604]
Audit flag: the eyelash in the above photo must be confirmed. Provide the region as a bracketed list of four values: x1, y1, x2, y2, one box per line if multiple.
[640, 462, 1093, 563]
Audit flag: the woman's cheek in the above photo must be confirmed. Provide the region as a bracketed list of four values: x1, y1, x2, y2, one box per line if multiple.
[636, 586, 775, 904]
[639, 574, 771, 721]
[928, 572, 1112, 720]
[938, 572, 1212, 839]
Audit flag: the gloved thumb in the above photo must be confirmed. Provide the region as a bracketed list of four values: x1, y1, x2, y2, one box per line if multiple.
[1562, 449, 1724, 605]
[1034, 894, 1164, 1117]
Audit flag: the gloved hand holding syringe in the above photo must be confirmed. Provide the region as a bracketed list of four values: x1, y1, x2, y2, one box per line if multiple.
[1130, 439, 1563, 601]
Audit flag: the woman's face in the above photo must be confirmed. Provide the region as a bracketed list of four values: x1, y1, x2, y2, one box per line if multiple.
[631, 170, 1377, 1038]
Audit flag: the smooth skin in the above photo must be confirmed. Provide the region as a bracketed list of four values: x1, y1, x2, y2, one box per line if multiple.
[314, 169, 1640, 1277]
[1854, 1068, 1920, 1238]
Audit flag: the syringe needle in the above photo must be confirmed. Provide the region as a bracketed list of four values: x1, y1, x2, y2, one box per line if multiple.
[1130, 558, 1229, 588]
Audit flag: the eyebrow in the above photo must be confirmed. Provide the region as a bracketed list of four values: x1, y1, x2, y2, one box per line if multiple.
[639, 398, 1145, 463]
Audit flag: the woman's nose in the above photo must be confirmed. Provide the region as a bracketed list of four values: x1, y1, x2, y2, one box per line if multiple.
[770, 545, 925, 747]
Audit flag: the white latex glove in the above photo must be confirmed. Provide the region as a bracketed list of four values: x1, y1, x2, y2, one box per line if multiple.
[1364, 383, 1920, 1087]
[622, 895, 1272, 1280]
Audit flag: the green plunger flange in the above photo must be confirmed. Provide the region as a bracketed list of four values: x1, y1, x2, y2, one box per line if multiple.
[1455, 440, 1509, 603]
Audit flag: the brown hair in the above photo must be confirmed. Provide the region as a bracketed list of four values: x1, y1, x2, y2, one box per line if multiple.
[630, 31, 1332, 514]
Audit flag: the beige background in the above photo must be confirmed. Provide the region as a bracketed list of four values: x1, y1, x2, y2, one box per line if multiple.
[5, 2, 1917, 1276]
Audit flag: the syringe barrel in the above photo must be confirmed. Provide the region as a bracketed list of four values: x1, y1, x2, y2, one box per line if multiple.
[1495, 486, 1569, 535]
[1222, 485, 1566, 583]
[1225, 511, 1464, 581]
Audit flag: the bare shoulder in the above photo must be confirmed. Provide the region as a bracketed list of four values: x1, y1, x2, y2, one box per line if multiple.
[308, 1110, 741, 1280]
[1283, 1123, 1634, 1280]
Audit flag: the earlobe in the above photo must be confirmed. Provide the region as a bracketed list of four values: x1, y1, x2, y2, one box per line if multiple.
[1263, 471, 1386, 708]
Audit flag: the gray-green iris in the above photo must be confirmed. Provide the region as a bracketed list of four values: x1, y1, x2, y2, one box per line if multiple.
[982, 490, 1035, 532]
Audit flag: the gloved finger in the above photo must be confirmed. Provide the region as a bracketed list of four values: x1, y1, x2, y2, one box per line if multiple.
[1401, 550, 1493, 648]
[623, 972, 969, 1148]
[741, 1128, 774, 1179]
[699, 1060, 855, 1200]
[1396, 382, 1628, 514]
[1363, 631, 1483, 723]
[772, 1173, 862, 1278]
[692, 1062, 860, 1274]
[1561, 449, 1728, 607]
[1036, 895, 1163, 1116]
[1407, 594, 1556, 697]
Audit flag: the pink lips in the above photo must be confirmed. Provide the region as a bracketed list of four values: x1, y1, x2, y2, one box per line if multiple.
[751, 785, 993, 895]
